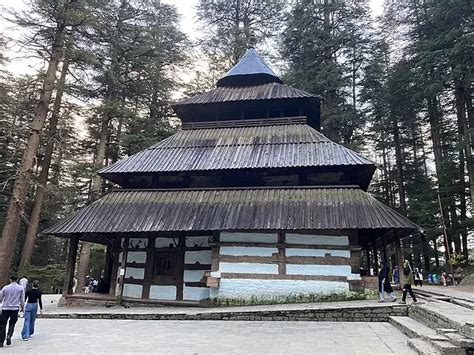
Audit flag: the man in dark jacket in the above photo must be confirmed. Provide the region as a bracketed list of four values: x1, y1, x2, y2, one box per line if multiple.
[379, 261, 397, 302]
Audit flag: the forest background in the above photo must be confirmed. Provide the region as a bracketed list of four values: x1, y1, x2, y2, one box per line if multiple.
[0, 0, 472, 290]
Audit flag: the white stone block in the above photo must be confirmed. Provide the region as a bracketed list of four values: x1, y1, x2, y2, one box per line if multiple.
[155, 238, 176, 248]
[124, 267, 145, 280]
[219, 262, 278, 274]
[220, 232, 278, 244]
[183, 286, 210, 301]
[286, 264, 352, 276]
[149, 285, 176, 300]
[285, 234, 349, 246]
[185, 236, 210, 247]
[126, 251, 147, 263]
[184, 270, 206, 282]
[220, 246, 278, 257]
[185, 250, 212, 264]
[211, 279, 349, 299]
[123, 284, 142, 298]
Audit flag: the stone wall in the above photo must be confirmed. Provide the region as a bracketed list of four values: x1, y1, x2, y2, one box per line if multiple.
[45, 304, 408, 321]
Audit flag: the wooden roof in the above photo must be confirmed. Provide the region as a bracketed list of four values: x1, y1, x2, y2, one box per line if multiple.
[98, 122, 376, 183]
[43, 186, 420, 237]
[216, 48, 282, 87]
[174, 82, 317, 107]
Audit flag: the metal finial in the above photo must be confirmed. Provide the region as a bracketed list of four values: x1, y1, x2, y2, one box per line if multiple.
[248, 34, 256, 48]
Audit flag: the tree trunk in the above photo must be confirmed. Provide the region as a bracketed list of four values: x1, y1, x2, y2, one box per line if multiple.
[427, 94, 453, 255]
[455, 83, 474, 216]
[0, 23, 67, 286]
[18, 32, 73, 274]
[391, 115, 407, 215]
[76, 34, 119, 289]
[75, 242, 92, 292]
[458, 150, 468, 258]
[433, 236, 439, 267]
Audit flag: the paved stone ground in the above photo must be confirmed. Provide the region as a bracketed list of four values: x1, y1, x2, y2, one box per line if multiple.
[417, 285, 474, 302]
[5, 319, 415, 354]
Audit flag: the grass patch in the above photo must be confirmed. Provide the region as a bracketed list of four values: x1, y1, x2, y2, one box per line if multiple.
[209, 289, 377, 307]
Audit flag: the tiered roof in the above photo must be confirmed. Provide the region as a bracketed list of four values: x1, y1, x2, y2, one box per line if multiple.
[98, 121, 376, 184]
[44, 186, 419, 239]
[44, 48, 419, 238]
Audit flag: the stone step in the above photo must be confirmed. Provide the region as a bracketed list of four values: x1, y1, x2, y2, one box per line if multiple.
[407, 338, 441, 355]
[409, 300, 474, 339]
[390, 317, 465, 355]
[429, 340, 465, 355]
[389, 316, 447, 341]
[451, 299, 474, 311]
[444, 332, 474, 349]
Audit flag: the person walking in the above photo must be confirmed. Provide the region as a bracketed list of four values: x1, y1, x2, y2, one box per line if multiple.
[0, 276, 25, 347]
[18, 276, 28, 290]
[378, 261, 397, 302]
[392, 265, 399, 285]
[21, 280, 43, 341]
[414, 268, 424, 287]
[400, 260, 417, 304]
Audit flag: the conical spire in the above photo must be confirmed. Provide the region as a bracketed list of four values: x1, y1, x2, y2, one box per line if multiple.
[216, 48, 283, 87]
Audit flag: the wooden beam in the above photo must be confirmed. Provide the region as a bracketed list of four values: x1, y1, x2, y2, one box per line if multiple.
[394, 232, 403, 286]
[278, 231, 286, 274]
[117, 237, 129, 305]
[176, 234, 185, 301]
[220, 273, 347, 282]
[62, 236, 79, 296]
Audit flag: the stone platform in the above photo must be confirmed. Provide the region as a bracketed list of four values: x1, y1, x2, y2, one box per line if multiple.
[41, 295, 407, 321]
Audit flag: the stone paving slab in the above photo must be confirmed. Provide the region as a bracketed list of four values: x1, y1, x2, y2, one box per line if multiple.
[5, 319, 416, 354]
[416, 286, 474, 303]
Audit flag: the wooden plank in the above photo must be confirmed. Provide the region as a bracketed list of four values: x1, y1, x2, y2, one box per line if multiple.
[219, 242, 360, 250]
[108, 246, 119, 295]
[184, 282, 207, 287]
[219, 255, 276, 263]
[118, 237, 129, 304]
[285, 256, 359, 267]
[278, 231, 286, 275]
[176, 235, 185, 301]
[141, 237, 155, 299]
[211, 231, 220, 272]
[62, 236, 79, 296]
[220, 273, 347, 282]
[184, 263, 212, 270]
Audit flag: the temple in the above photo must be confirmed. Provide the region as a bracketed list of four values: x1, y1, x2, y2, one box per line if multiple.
[44, 48, 419, 306]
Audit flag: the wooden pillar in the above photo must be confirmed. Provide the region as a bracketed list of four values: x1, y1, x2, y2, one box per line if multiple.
[117, 237, 129, 305]
[176, 234, 185, 301]
[103, 244, 113, 288]
[277, 231, 286, 275]
[62, 236, 79, 296]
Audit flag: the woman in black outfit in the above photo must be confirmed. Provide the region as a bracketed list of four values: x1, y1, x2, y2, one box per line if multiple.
[21, 280, 43, 341]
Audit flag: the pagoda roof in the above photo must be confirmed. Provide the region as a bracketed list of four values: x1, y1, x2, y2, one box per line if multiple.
[175, 82, 317, 107]
[98, 122, 376, 182]
[42, 186, 420, 239]
[216, 48, 283, 87]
